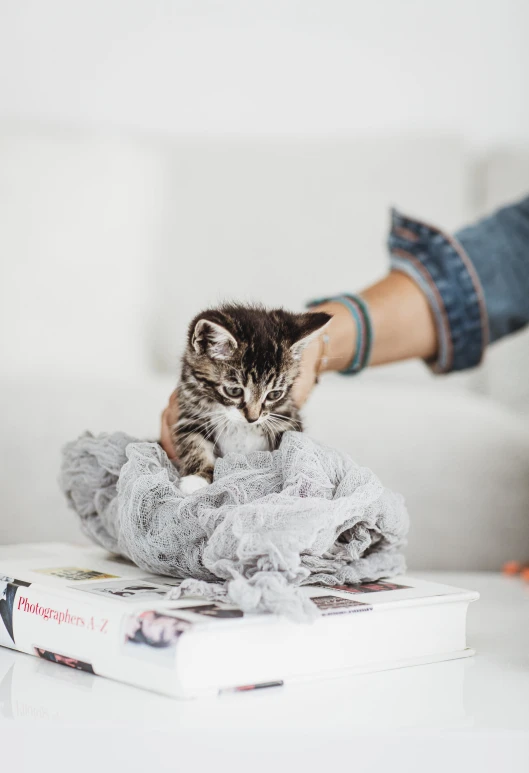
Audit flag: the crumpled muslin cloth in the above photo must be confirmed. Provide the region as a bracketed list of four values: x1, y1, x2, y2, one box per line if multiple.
[60, 431, 409, 621]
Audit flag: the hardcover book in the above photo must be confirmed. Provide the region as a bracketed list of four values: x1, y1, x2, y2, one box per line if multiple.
[0, 543, 479, 699]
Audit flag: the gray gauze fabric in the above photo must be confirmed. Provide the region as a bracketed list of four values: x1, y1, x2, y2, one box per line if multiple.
[60, 431, 409, 621]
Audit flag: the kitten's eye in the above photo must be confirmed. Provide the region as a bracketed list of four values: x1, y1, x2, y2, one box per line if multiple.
[267, 390, 284, 401]
[224, 385, 243, 399]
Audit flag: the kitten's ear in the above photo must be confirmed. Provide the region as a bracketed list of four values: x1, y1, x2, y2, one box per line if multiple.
[290, 312, 332, 359]
[192, 319, 238, 360]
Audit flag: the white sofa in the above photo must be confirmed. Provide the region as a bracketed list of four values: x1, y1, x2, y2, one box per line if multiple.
[1, 125, 528, 568]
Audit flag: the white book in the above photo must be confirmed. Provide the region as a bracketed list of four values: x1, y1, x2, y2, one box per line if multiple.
[0, 543, 479, 699]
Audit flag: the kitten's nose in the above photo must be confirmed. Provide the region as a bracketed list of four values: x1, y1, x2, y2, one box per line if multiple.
[243, 406, 261, 423]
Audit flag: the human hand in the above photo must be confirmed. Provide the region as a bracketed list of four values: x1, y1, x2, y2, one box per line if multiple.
[291, 335, 321, 408]
[160, 389, 179, 459]
[292, 302, 356, 406]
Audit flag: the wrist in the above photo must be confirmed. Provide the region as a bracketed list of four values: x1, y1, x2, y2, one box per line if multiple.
[309, 301, 357, 373]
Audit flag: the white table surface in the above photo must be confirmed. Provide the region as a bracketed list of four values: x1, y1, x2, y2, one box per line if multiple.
[0, 571, 528, 772]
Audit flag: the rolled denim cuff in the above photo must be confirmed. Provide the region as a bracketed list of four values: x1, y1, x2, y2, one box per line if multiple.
[388, 209, 489, 374]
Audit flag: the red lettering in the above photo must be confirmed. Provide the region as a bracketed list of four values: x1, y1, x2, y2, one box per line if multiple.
[16, 598, 92, 633]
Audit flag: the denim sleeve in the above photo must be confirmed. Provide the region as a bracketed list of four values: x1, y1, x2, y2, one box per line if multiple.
[387, 196, 529, 373]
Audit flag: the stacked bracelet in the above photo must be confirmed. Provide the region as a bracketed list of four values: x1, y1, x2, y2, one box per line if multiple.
[307, 294, 373, 375]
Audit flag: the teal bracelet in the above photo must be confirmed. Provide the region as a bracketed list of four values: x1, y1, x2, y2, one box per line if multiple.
[307, 294, 373, 375]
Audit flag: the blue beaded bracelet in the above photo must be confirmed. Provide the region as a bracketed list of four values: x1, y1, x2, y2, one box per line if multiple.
[307, 294, 373, 375]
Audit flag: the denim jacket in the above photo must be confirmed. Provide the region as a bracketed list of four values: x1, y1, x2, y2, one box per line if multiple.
[388, 196, 529, 373]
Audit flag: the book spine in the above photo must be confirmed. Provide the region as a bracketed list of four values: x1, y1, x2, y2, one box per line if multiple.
[0, 577, 185, 698]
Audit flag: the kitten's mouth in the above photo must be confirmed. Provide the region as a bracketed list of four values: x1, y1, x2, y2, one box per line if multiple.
[227, 408, 268, 426]
[235, 412, 266, 426]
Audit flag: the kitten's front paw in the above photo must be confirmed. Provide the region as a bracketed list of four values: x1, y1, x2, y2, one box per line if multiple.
[180, 475, 210, 495]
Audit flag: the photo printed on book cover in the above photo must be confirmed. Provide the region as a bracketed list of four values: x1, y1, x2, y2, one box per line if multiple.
[72, 580, 173, 602]
[34, 647, 95, 674]
[122, 610, 191, 667]
[310, 596, 373, 615]
[317, 581, 410, 595]
[35, 567, 119, 581]
[0, 578, 31, 647]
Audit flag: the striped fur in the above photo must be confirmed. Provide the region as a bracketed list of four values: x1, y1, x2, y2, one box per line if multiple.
[172, 304, 330, 486]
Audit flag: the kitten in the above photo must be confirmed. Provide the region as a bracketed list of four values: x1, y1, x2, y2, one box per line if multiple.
[172, 304, 331, 494]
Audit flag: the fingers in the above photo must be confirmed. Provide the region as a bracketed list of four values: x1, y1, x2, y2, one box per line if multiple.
[292, 338, 319, 408]
[160, 391, 179, 459]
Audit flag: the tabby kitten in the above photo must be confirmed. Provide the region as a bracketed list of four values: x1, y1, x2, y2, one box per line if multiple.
[172, 304, 331, 494]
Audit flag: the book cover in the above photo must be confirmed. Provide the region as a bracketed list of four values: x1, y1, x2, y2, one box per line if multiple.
[0, 543, 479, 698]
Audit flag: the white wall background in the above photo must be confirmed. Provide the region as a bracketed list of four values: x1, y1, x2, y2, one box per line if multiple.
[0, 0, 528, 148]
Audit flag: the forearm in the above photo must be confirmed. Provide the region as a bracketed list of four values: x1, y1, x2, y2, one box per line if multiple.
[356, 272, 437, 366]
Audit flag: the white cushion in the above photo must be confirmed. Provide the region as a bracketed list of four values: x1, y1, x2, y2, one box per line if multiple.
[304, 375, 529, 570]
[0, 126, 167, 379]
[0, 127, 474, 394]
[0, 374, 173, 546]
[482, 149, 529, 212]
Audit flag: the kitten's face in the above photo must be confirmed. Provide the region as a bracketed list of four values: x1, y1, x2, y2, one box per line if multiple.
[183, 305, 330, 426]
